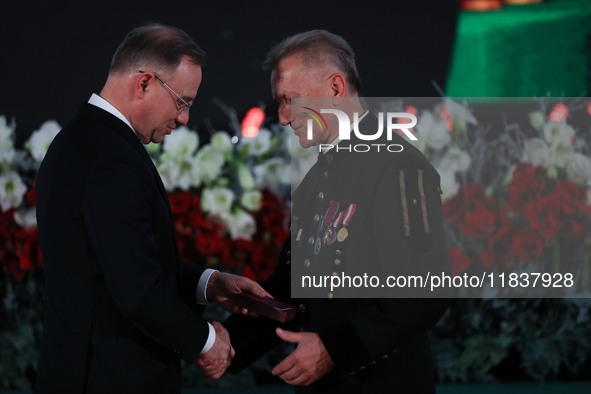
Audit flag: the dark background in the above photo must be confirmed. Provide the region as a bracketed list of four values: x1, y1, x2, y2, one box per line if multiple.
[0, 0, 459, 145]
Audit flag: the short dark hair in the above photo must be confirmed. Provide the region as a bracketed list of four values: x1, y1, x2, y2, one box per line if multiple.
[110, 23, 207, 75]
[263, 30, 361, 93]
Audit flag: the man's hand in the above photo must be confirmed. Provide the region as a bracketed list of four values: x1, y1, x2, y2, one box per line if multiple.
[272, 328, 335, 386]
[206, 271, 271, 316]
[196, 322, 234, 380]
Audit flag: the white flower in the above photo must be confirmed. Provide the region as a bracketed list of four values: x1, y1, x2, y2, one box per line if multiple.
[201, 187, 234, 217]
[145, 142, 160, 157]
[195, 145, 225, 184]
[438, 147, 471, 173]
[0, 115, 16, 164]
[442, 98, 477, 133]
[415, 111, 450, 151]
[157, 156, 201, 191]
[222, 208, 256, 240]
[0, 172, 27, 212]
[162, 126, 199, 158]
[240, 128, 272, 156]
[253, 158, 290, 190]
[522, 138, 549, 167]
[546, 145, 574, 169]
[543, 121, 575, 149]
[529, 111, 546, 131]
[237, 163, 255, 190]
[27, 120, 61, 162]
[241, 190, 262, 211]
[437, 169, 460, 202]
[566, 153, 591, 185]
[210, 131, 233, 155]
[14, 208, 37, 229]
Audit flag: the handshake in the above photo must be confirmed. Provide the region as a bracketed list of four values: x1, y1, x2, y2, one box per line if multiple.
[194, 271, 335, 385]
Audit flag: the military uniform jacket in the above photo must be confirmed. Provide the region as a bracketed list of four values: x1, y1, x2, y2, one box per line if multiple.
[34, 104, 209, 394]
[225, 114, 451, 393]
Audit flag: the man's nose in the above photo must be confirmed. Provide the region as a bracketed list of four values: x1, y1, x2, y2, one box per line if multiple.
[176, 110, 189, 125]
[278, 105, 291, 126]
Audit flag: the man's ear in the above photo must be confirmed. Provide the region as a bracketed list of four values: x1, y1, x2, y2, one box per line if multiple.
[135, 72, 154, 99]
[329, 73, 347, 106]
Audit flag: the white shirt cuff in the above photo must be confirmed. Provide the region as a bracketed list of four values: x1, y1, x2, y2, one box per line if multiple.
[200, 322, 216, 354]
[196, 269, 218, 304]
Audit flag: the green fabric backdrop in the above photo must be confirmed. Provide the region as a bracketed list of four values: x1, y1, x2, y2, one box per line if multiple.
[445, 0, 591, 97]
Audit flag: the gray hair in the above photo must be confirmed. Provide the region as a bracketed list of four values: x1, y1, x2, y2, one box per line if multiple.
[110, 23, 207, 75]
[263, 30, 361, 93]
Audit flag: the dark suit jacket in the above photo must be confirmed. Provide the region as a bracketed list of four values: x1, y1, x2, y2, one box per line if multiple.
[34, 103, 209, 394]
[224, 114, 451, 393]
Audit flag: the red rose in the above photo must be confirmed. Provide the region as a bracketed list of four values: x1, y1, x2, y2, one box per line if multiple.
[168, 192, 192, 215]
[447, 247, 471, 277]
[556, 181, 591, 215]
[27, 188, 36, 206]
[480, 225, 515, 268]
[197, 232, 223, 256]
[507, 164, 545, 213]
[511, 228, 544, 263]
[1, 248, 27, 280]
[442, 187, 465, 222]
[459, 203, 497, 240]
[523, 194, 562, 239]
[465, 184, 495, 212]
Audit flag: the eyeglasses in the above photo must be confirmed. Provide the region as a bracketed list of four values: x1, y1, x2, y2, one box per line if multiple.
[138, 70, 193, 114]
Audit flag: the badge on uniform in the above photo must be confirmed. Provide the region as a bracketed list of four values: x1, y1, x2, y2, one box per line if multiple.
[334, 203, 356, 242]
[321, 201, 340, 246]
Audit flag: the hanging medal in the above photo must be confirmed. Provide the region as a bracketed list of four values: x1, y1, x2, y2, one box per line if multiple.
[337, 203, 356, 242]
[322, 201, 340, 246]
[329, 211, 343, 245]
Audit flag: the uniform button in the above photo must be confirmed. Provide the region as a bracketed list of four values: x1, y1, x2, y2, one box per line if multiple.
[413, 198, 417, 205]
[335, 249, 342, 256]
[324, 171, 329, 179]
[327, 292, 333, 299]
[314, 214, 320, 223]
[382, 354, 389, 359]
[359, 366, 366, 371]
[287, 250, 291, 257]
[318, 192, 324, 201]
[308, 237, 315, 245]
[348, 372, 355, 376]
[332, 272, 339, 277]
[304, 259, 310, 268]
[299, 327, 304, 332]
[334, 259, 341, 266]
[299, 304, 306, 313]
[286, 260, 291, 267]
[370, 361, 377, 365]
[392, 349, 398, 353]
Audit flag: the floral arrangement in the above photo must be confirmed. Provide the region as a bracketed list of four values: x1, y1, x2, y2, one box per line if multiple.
[401, 98, 591, 294]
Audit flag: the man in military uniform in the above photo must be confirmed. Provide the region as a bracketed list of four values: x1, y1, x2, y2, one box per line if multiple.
[201, 30, 451, 393]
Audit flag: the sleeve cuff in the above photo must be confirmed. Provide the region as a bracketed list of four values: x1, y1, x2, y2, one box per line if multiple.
[200, 322, 216, 354]
[196, 269, 217, 304]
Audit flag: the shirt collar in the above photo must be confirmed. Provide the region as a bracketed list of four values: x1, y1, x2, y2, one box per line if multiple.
[88, 93, 139, 138]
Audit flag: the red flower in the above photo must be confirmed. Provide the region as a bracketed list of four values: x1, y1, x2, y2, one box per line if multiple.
[459, 204, 497, 240]
[507, 164, 545, 213]
[556, 181, 591, 215]
[465, 184, 496, 212]
[2, 248, 27, 280]
[511, 228, 544, 263]
[197, 232, 224, 256]
[523, 194, 562, 239]
[27, 188, 36, 206]
[549, 103, 569, 123]
[168, 192, 192, 215]
[448, 247, 470, 277]
[442, 187, 465, 222]
[480, 225, 515, 268]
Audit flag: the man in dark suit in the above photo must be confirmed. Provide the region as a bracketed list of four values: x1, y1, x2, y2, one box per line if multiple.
[200, 30, 452, 393]
[34, 24, 269, 394]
